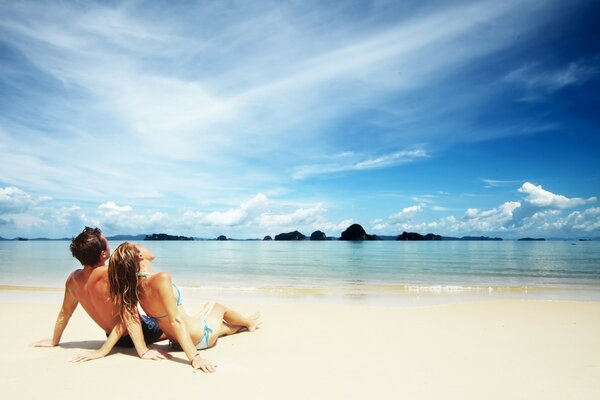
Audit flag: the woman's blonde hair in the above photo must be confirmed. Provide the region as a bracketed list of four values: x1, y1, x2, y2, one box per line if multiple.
[108, 242, 140, 319]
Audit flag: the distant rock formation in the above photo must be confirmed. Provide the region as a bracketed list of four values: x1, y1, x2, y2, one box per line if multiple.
[263, 235, 273, 241]
[217, 235, 227, 241]
[144, 233, 194, 241]
[107, 234, 146, 241]
[310, 230, 327, 241]
[339, 224, 377, 241]
[460, 236, 503, 241]
[518, 237, 545, 241]
[274, 231, 306, 241]
[442, 236, 503, 241]
[396, 232, 441, 241]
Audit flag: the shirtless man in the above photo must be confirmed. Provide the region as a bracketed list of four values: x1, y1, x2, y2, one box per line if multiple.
[32, 227, 167, 360]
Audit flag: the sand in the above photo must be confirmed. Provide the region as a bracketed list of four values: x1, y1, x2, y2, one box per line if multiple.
[1, 298, 599, 399]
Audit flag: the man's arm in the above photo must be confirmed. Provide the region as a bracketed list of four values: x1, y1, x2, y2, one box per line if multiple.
[71, 320, 125, 361]
[31, 275, 78, 347]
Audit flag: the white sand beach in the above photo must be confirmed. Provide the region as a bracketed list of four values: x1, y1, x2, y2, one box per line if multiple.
[1, 297, 599, 399]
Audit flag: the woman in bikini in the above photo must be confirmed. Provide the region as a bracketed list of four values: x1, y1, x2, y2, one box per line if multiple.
[74, 242, 260, 372]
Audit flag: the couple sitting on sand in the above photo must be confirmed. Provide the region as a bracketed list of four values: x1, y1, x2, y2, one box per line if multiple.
[32, 227, 260, 372]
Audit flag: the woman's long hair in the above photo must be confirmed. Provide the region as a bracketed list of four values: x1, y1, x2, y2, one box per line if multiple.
[108, 242, 140, 319]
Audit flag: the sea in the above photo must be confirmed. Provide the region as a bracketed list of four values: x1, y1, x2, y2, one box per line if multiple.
[1, 240, 599, 306]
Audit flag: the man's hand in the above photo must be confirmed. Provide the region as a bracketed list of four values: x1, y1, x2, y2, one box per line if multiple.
[141, 349, 171, 360]
[30, 339, 57, 347]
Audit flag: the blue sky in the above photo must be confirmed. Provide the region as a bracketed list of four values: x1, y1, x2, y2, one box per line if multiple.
[0, 0, 599, 239]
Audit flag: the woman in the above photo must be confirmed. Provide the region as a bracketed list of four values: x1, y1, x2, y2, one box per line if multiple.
[74, 242, 260, 372]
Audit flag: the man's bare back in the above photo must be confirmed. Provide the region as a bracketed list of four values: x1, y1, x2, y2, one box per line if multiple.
[67, 266, 119, 333]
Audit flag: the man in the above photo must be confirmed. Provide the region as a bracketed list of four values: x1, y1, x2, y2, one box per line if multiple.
[32, 227, 167, 360]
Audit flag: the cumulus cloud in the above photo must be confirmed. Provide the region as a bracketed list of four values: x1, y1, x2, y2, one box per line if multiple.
[518, 182, 596, 209]
[0, 187, 35, 214]
[178, 194, 339, 236]
[461, 201, 522, 231]
[389, 205, 423, 224]
[561, 207, 600, 232]
[257, 203, 326, 230]
[183, 193, 269, 227]
[0, 186, 43, 214]
[368, 182, 599, 237]
[99, 202, 133, 214]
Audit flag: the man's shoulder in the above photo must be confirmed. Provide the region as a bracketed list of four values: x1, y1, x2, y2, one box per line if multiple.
[64, 269, 84, 297]
[66, 268, 83, 284]
[89, 265, 108, 279]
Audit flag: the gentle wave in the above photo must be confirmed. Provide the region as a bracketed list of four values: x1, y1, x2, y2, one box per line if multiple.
[177, 282, 599, 295]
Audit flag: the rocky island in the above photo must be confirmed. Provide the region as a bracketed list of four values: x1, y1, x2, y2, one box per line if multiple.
[144, 233, 194, 241]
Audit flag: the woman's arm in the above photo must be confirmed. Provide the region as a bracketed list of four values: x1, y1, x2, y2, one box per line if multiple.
[71, 314, 168, 363]
[153, 273, 216, 372]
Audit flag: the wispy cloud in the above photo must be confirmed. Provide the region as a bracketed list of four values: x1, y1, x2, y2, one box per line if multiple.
[292, 148, 429, 179]
[481, 178, 522, 188]
[505, 59, 598, 99]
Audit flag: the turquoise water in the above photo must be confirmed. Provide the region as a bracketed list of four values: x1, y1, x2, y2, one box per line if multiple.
[1, 240, 599, 304]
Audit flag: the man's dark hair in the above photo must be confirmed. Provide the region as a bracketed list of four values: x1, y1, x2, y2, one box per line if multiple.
[70, 227, 107, 266]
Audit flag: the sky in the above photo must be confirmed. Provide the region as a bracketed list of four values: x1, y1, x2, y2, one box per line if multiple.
[0, 0, 599, 239]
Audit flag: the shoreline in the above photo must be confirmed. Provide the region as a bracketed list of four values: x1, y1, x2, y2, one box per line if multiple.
[3, 282, 600, 307]
[2, 296, 599, 399]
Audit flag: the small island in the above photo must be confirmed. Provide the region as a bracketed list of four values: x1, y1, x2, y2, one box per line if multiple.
[396, 232, 441, 241]
[274, 231, 306, 241]
[144, 233, 194, 241]
[339, 224, 378, 241]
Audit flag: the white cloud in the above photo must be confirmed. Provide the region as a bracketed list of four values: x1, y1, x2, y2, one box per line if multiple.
[562, 207, 600, 232]
[461, 201, 521, 231]
[0, 186, 52, 215]
[293, 148, 428, 179]
[518, 182, 596, 209]
[389, 205, 423, 224]
[368, 182, 599, 237]
[481, 178, 521, 188]
[505, 60, 598, 93]
[257, 203, 326, 230]
[0, 187, 36, 213]
[184, 193, 269, 227]
[99, 202, 133, 213]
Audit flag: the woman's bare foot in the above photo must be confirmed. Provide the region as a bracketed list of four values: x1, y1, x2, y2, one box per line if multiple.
[247, 312, 261, 332]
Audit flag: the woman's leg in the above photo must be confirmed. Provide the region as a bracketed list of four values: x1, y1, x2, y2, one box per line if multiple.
[207, 303, 260, 340]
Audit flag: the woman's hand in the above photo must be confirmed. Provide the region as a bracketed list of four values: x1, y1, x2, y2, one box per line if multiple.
[71, 349, 106, 363]
[141, 349, 172, 360]
[191, 353, 217, 373]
